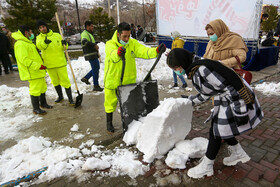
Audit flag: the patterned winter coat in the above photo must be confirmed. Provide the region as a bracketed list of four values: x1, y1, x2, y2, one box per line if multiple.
[188, 65, 263, 139]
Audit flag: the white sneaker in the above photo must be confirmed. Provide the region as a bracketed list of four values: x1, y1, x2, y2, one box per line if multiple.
[223, 143, 250, 166]
[187, 156, 214, 179]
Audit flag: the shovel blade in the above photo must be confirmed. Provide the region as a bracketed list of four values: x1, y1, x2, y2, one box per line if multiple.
[75, 93, 83, 108]
[117, 80, 159, 126]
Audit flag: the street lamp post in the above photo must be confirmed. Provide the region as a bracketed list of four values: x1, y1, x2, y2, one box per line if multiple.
[75, 0, 82, 33]
[117, 0, 120, 24]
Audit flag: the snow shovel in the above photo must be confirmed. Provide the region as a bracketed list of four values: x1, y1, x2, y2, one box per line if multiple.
[55, 12, 83, 108]
[117, 51, 164, 129]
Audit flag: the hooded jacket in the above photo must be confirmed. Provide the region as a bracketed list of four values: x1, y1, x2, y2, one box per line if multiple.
[12, 31, 46, 81]
[36, 30, 68, 69]
[104, 30, 158, 90]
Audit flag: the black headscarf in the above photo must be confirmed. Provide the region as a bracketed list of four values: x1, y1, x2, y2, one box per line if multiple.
[166, 48, 254, 105]
[167, 48, 194, 70]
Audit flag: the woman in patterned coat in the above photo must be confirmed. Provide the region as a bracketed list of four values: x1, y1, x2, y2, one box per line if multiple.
[167, 48, 263, 179]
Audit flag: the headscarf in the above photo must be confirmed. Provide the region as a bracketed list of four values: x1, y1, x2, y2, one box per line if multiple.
[204, 19, 248, 58]
[171, 31, 181, 39]
[166, 48, 194, 70]
[166, 48, 254, 105]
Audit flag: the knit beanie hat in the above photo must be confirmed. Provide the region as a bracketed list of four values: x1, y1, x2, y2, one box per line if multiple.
[36, 20, 48, 29]
[171, 31, 181, 38]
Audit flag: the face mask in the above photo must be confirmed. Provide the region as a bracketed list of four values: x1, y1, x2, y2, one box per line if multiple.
[209, 34, 218, 42]
[120, 40, 129, 45]
[2, 30, 7, 34]
[171, 36, 174, 40]
[174, 69, 185, 76]
[29, 33, 34, 40]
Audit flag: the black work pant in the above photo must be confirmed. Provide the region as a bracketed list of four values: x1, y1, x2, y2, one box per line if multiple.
[205, 121, 238, 160]
[0, 53, 11, 73]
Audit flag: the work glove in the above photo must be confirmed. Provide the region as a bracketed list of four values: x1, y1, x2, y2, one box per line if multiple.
[117, 46, 126, 57]
[40, 65, 47, 70]
[61, 40, 67, 46]
[44, 37, 52, 44]
[156, 43, 166, 53]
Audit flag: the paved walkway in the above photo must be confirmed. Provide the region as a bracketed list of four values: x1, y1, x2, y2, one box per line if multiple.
[1, 62, 280, 186]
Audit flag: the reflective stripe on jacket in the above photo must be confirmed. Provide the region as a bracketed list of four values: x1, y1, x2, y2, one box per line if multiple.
[104, 30, 158, 90]
[12, 31, 46, 81]
[36, 30, 68, 69]
[81, 30, 98, 60]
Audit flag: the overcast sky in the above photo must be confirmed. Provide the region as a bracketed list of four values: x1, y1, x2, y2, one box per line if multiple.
[70, 0, 279, 6]
[263, 0, 280, 6]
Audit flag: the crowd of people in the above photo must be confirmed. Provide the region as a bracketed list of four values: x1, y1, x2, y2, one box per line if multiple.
[1, 17, 264, 180]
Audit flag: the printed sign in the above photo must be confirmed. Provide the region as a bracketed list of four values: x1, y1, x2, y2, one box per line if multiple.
[156, 0, 263, 39]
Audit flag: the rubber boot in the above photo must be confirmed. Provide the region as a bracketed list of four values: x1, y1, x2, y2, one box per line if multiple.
[187, 156, 214, 179]
[65, 87, 75, 106]
[106, 112, 115, 133]
[93, 85, 104, 92]
[54, 85, 64, 103]
[39, 93, 53, 109]
[31, 95, 46, 115]
[223, 143, 250, 166]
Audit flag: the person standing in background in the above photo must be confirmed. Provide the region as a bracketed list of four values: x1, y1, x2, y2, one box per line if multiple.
[131, 23, 136, 38]
[2, 27, 17, 65]
[170, 31, 187, 88]
[80, 20, 103, 92]
[0, 31, 12, 74]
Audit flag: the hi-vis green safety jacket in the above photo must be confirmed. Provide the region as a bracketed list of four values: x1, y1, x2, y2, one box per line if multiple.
[104, 30, 158, 90]
[12, 31, 46, 81]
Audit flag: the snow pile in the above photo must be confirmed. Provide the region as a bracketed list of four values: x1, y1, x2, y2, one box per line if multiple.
[0, 136, 81, 184]
[165, 137, 208, 169]
[254, 82, 280, 95]
[124, 98, 193, 163]
[0, 136, 149, 185]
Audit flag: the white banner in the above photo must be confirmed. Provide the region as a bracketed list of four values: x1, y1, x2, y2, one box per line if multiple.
[156, 0, 263, 39]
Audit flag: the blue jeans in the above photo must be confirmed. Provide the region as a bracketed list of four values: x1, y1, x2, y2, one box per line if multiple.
[173, 71, 186, 84]
[85, 58, 100, 86]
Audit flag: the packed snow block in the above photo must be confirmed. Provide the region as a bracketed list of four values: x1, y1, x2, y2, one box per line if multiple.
[165, 137, 208, 169]
[136, 98, 193, 163]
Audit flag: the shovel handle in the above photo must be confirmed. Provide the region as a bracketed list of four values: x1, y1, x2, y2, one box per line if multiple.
[143, 50, 163, 82]
[120, 54, 126, 85]
[55, 12, 80, 92]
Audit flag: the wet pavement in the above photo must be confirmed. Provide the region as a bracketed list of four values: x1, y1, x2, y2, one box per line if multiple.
[0, 62, 280, 186]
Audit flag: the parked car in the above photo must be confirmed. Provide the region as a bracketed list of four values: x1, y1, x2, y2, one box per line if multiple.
[69, 33, 81, 45]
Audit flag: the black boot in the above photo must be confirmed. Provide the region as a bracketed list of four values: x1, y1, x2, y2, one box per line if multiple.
[40, 93, 53, 109]
[93, 85, 104, 92]
[31, 95, 46, 115]
[81, 77, 90, 85]
[54, 85, 64, 103]
[65, 87, 75, 105]
[122, 122, 128, 133]
[106, 112, 115, 133]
